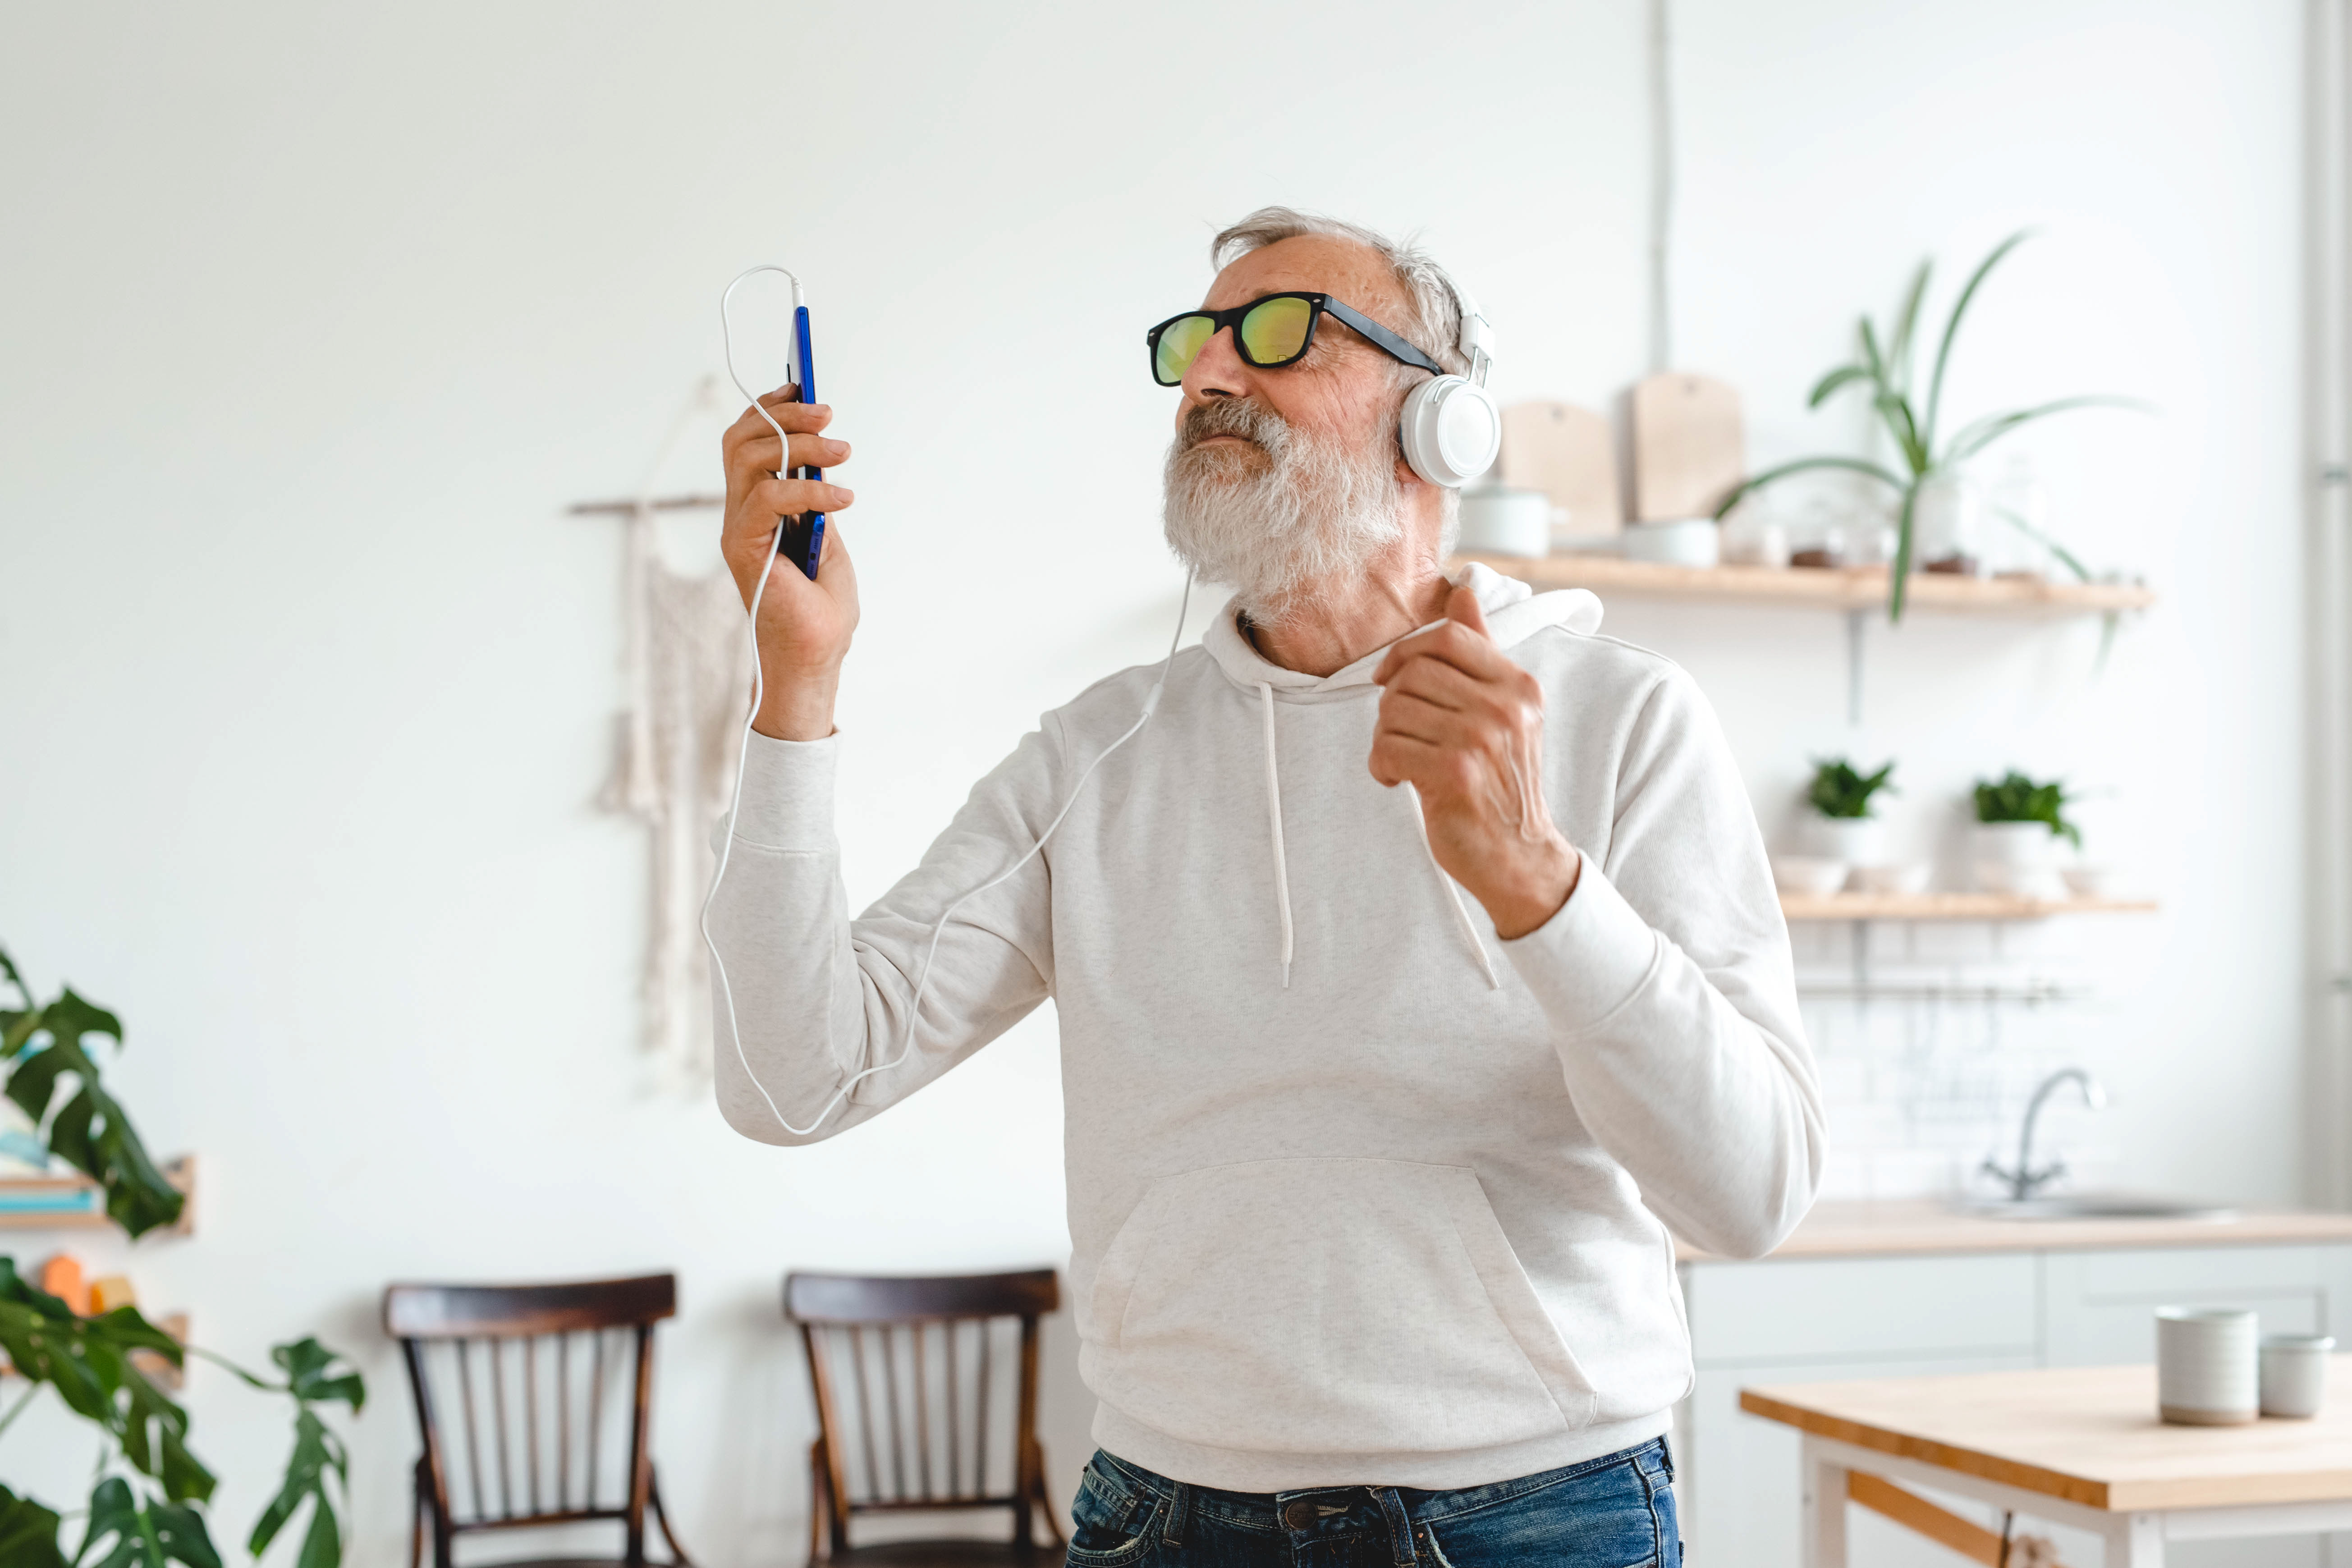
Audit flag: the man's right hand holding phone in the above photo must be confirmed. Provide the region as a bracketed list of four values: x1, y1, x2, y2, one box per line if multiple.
[720, 386, 857, 741]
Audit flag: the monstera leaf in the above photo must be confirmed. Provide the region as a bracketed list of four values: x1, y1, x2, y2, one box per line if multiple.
[74, 1480, 220, 1568]
[0, 1485, 66, 1568]
[0, 1261, 210, 1504]
[0, 949, 183, 1238]
[225, 1339, 363, 1568]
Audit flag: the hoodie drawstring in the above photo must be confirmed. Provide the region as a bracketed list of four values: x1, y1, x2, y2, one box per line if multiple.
[1256, 682, 1295, 988]
[1403, 784, 1504, 991]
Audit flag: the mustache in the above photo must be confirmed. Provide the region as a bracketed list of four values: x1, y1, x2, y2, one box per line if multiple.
[1177, 397, 1287, 452]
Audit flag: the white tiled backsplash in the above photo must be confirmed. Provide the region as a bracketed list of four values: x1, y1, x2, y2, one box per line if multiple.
[1789, 917, 2131, 1202]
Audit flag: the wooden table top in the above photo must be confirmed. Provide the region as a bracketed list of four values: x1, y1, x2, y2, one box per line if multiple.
[1678, 1201, 2352, 1262]
[1742, 1360, 2352, 1512]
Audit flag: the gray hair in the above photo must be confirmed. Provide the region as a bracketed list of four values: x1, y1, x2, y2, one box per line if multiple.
[1210, 207, 1467, 379]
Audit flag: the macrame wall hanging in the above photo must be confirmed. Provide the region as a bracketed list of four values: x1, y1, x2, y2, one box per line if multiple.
[581, 381, 750, 1091]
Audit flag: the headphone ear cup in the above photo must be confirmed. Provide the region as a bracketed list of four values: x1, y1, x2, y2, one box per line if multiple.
[1398, 376, 1501, 488]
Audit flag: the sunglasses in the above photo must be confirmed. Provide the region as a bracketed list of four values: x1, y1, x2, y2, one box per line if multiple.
[1146, 291, 1445, 387]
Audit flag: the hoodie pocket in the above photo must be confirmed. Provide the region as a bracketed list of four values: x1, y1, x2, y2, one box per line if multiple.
[1085, 1157, 1597, 1455]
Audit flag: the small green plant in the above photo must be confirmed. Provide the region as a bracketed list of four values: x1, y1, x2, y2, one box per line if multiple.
[1713, 230, 2147, 621]
[1973, 771, 2081, 848]
[1807, 757, 1897, 820]
[0, 951, 363, 1568]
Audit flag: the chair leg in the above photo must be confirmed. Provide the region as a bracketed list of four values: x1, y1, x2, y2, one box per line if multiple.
[648, 1471, 694, 1568]
[409, 1470, 423, 1568]
[807, 1441, 829, 1566]
[1029, 1439, 1065, 1548]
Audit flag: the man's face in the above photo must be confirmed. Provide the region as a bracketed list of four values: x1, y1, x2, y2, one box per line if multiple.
[1173, 234, 1419, 475]
[1160, 235, 1426, 619]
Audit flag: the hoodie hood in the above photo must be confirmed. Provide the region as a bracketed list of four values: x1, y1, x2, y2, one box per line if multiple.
[1191, 562, 1605, 992]
[1201, 561, 1604, 696]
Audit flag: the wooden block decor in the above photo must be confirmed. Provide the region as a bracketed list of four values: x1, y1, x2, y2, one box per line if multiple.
[1631, 371, 1745, 522]
[1499, 400, 1620, 543]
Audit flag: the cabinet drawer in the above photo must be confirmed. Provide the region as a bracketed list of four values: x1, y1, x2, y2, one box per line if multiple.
[2071, 1245, 2329, 1298]
[1685, 1254, 2039, 1364]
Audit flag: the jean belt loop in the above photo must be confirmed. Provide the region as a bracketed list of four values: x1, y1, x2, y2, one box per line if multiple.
[1374, 1488, 1418, 1568]
[1160, 1480, 1190, 1548]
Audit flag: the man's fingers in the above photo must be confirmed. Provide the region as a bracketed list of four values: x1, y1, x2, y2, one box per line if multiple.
[732, 430, 851, 476]
[722, 399, 834, 456]
[1446, 582, 1491, 637]
[731, 477, 853, 542]
[1373, 617, 1516, 687]
[1369, 728, 1484, 795]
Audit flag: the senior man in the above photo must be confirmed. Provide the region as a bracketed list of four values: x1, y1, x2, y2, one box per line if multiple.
[709, 207, 1820, 1567]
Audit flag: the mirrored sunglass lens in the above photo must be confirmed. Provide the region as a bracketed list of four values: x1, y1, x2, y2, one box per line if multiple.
[1155, 315, 1215, 384]
[1240, 296, 1314, 365]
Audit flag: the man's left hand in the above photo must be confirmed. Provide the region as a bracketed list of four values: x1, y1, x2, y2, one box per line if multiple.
[1369, 583, 1582, 940]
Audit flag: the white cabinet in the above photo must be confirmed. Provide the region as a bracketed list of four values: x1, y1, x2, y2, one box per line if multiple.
[1679, 1241, 2352, 1568]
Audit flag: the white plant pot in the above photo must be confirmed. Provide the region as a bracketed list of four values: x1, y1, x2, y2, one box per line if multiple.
[1972, 821, 2066, 898]
[1806, 816, 1886, 870]
[1457, 486, 1552, 558]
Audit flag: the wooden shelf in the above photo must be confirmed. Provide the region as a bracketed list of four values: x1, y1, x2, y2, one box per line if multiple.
[1456, 552, 2155, 617]
[1780, 893, 2159, 921]
[0, 1155, 194, 1234]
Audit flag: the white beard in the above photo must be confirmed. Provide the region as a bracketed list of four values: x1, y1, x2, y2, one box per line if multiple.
[1160, 396, 1405, 625]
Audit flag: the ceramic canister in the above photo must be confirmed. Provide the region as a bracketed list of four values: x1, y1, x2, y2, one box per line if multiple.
[2157, 1307, 2260, 1425]
[2259, 1334, 2336, 1419]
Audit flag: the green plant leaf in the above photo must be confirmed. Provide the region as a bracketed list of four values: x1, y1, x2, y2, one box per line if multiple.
[74, 1480, 218, 1568]
[0, 1483, 66, 1568]
[1886, 260, 1932, 392]
[1923, 229, 2035, 450]
[1806, 364, 1873, 408]
[1874, 390, 1929, 475]
[1972, 771, 2082, 848]
[1990, 503, 2091, 582]
[1888, 480, 1925, 623]
[0, 1267, 211, 1505]
[1711, 455, 1908, 520]
[1808, 757, 1898, 819]
[1943, 395, 2154, 465]
[2, 989, 183, 1240]
[271, 1340, 364, 1414]
[1857, 316, 1886, 381]
[248, 1340, 363, 1568]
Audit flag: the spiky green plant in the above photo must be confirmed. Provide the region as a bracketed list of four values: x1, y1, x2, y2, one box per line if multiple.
[1972, 770, 2081, 849]
[1713, 231, 2146, 621]
[1807, 757, 1896, 820]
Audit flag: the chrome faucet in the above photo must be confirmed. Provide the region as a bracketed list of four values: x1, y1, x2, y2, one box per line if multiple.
[1981, 1068, 2108, 1202]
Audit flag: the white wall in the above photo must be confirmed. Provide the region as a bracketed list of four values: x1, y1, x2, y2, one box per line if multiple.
[0, 1, 2306, 1563]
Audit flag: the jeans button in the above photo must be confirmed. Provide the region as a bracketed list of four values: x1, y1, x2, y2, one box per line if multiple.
[1282, 1499, 1318, 1531]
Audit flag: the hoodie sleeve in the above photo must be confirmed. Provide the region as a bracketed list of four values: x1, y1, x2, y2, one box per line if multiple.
[706, 722, 1062, 1146]
[1500, 666, 1824, 1258]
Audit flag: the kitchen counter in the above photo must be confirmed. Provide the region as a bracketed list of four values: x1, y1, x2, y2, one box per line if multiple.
[1677, 1200, 2352, 1263]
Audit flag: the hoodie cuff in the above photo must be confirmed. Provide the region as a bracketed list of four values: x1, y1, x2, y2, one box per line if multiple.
[731, 730, 840, 852]
[1501, 850, 1662, 1034]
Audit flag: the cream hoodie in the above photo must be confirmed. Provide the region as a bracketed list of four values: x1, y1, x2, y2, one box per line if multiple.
[710, 563, 1823, 1492]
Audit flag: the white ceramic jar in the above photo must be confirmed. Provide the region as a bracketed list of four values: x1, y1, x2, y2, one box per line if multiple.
[2156, 1307, 2260, 1425]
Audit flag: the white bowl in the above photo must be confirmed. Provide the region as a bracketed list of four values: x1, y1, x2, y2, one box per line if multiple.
[1458, 486, 1552, 558]
[1855, 863, 1933, 895]
[1772, 855, 1850, 897]
[2063, 865, 2120, 898]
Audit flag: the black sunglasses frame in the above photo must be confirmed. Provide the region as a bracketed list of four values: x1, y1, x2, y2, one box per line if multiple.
[1145, 292, 1446, 387]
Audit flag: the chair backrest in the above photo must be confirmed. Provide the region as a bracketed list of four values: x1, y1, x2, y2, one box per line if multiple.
[784, 1269, 1059, 1554]
[384, 1274, 676, 1567]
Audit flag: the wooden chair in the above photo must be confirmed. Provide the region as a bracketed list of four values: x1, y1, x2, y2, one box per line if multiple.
[784, 1269, 1065, 1565]
[384, 1274, 692, 1568]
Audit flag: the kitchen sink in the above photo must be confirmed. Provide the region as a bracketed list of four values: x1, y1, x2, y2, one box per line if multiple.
[1958, 1192, 2240, 1222]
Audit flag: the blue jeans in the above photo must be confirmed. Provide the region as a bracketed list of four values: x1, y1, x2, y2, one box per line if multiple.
[1064, 1440, 1679, 1568]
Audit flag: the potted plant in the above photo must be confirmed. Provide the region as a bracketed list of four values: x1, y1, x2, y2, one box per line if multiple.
[1712, 231, 2146, 620]
[0, 948, 363, 1568]
[1971, 772, 2080, 898]
[1804, 756, 1897, 880]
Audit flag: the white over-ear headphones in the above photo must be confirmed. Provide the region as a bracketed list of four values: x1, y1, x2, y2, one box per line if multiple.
[1397, 286, 1499, 488]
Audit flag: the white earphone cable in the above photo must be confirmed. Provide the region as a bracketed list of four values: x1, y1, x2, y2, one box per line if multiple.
[704, 265, 1192, 1137]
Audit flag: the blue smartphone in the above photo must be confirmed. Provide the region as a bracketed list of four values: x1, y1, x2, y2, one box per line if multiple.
[777, 303, 826, 579]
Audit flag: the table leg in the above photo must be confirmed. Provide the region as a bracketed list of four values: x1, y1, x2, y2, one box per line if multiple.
[1800, 1438, 1848, 1568]
[2100, 1512, 2164, 1567]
